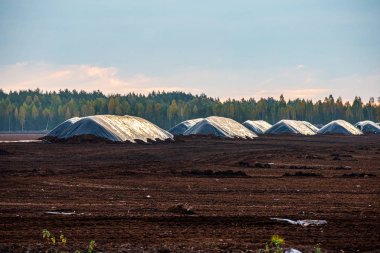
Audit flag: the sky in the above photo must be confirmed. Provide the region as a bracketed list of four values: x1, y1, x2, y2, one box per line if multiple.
[0, 0, 379, 101]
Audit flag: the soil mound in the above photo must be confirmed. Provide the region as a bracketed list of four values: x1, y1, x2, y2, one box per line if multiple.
[242, 120, 272, 134]
[355, 120, 380, 134]
[169, 118, 204, 135]
[265, 120, 317, 135]
[45, 117, 81, 138]
[317, 120, 363, 135]
[42, 115, 173, 143]
[184, 116, 257, 139]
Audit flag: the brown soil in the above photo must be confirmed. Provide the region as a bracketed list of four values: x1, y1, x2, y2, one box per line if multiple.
[0, 135, 379, 252]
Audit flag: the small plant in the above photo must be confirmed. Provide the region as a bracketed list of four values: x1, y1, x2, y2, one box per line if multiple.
[271, 235, 285, 247]
[315, 243, 322, 253]
[257, 235, 324, 253]
[271, 235, 285, 253]
[257, 235, 285, 253]
[42, 228, 56, 249]
[88, 240, 95, 253]
[60, 234, 67, 246]
[265, 242, 270, 253]
[42, 229, 95, 253]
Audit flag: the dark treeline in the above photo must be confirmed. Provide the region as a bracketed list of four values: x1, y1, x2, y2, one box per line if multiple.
[0, 89, 379, 131]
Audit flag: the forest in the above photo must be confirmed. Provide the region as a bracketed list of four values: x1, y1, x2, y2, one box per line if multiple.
[0, 89, 379, 131]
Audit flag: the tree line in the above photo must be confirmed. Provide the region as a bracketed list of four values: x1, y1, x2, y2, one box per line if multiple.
[0, 89, 379, 131]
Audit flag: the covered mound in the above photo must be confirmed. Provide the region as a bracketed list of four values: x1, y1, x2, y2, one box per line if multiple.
[302, 121, 319, 132]
[265, 120, 317, 135]
[242, 120, 272, 135]
[184, 116, 257, 139]
[44, 115, 173, 143]
[46, 117, 81, 138]
[317, 120, 363, 135]
[169, 118, 204, 135]
[354, 120, 380, 134]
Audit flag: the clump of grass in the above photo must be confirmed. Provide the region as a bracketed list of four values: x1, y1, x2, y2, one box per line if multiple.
[42, 229, 95, 253]
[257, 235, 285, 253]
[315, 243, 322, 253]
[271, 235, 285, 253]
[257, 235, 323, 253]
[42, 228, 66, 251]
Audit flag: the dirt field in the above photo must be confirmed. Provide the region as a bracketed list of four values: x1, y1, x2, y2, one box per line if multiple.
[0, 134, 379, 252]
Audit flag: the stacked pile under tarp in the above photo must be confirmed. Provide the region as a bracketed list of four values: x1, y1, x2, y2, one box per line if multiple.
[169, 118, 204, 135]
[354, 120, 380, 134]
[44, 115, 173, 143]
[242, 120, 272, 135]
[46, 117, 80, 137]
[184, 116, 257, 139]
[317, 120, 363, 135]
[302, 121, 320, 132]
[265, 120, 318, 135]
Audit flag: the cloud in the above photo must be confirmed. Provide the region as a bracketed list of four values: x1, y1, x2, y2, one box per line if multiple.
[0, 62, 199, 95]
[0, 62, 378, 102]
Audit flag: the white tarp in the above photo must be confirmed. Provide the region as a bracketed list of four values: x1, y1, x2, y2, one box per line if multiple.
[317, 120, 363, 135]
[45, 115, 173, 143]
[265, 120, 317, 135]
[46, 117, 80, 137]
[271, 218, 327, 227]
[302, 121, 319, 132]
[169, 118, 204, 135]
[242, 120, 272, 134]
[184, 116, 257, 139]
[355, 120, 380, 134]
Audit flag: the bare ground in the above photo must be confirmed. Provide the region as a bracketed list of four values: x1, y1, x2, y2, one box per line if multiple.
[0, 134, 379, 252]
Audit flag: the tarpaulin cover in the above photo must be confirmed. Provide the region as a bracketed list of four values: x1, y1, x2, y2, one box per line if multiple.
[169, 118, 204, 135]
[242, 120, 272, 135]
[265, 120, 317, 135]
[355, 120, 380, 134]
[317, 120, 363, 135]
[45, 115, 173, 142]
[184, 116, 257, 139]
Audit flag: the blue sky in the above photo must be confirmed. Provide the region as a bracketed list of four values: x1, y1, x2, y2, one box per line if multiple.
[0, 0, 379, 101]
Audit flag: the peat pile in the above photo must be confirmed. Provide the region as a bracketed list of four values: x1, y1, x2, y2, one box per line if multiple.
[42, 115, 173, 143]
[265, 120, 318, 135]
[169, 118, 204, 135]
[242, 120, 272, 135]
[355, 120, 380, 134]
[183, 116, 257, 139]
[317, 120, 363, 135]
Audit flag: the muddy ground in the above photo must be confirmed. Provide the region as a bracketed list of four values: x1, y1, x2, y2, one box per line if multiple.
[0, 134, 379, 252]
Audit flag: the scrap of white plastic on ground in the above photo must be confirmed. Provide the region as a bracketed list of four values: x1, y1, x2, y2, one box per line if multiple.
[271, 218, 327, 227]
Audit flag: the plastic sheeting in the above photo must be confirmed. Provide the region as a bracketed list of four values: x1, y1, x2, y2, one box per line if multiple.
[271, 218, 327, 227]
[242, 120, 272, 135]
[184, 116, 257, 139]
[265, 120, 317, 135]
[317, 120, 363, 135]
[45, 115, 173, 143]
[302, 121, 319, 132]
[169, 118, 204, 135]
[355, 120, 380, 134]
[46, 117, 80, 137]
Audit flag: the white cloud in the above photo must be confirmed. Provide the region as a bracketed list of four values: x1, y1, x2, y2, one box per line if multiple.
[0, 62, 199, 95]
[0, 62, 378, 102]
